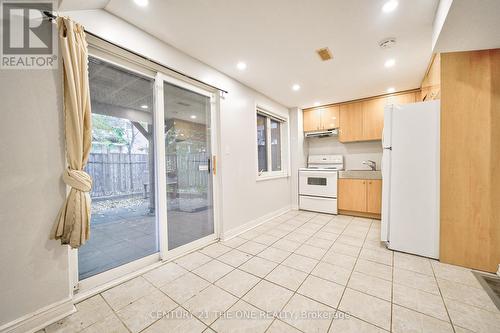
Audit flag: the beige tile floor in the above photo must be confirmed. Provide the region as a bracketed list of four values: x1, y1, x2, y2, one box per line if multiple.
[41, 211, 500, 333]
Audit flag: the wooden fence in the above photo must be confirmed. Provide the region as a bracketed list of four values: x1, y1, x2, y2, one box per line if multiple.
[86, 151, 209, 199]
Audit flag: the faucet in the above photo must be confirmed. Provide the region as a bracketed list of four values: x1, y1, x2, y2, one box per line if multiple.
[362, 160, 377, 171]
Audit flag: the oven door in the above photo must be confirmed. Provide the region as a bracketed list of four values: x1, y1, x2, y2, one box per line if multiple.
[299, 170, 338, 198]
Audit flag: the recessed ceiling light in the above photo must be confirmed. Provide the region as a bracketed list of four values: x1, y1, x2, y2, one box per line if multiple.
[190, 115, 197, 119]
[292, 84, 301, 91]
[134, 0, 149, 7]
[384, 58, 396, 68]
[314, 102, 321, 107]
[387, 87, 396, 93]
[140, 104, 148, 109]
[382, 0, 398, 13]
[236, 62, 247, 70]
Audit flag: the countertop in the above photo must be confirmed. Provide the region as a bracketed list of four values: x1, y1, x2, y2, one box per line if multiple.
[338, 170, 382, 180]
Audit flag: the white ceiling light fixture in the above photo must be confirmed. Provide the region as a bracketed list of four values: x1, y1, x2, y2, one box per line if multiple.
[236, 61, 247, 70]
[384, 58, 396, 68]
[379, 37, 397, 49]
[382, 0, 398, 13]
[190, 115, 197, 119]
[140, 104, 148, 109]
[134, 0, 149, 7]
[387, 87, 396, 93]
[292, 84, 301, 91]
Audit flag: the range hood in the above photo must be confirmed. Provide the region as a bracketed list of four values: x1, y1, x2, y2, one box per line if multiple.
[304, 129, 338, 138]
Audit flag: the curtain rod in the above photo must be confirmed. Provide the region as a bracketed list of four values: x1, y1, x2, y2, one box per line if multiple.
[43, 11, 229, 94]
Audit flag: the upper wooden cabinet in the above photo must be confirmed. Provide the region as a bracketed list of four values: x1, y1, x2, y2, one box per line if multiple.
[303, 105, 339, 132]
[321, 105, 340, 129]
[304, 90, 418, 141]
[339, 97, 385, 142]
[387, 91, 416, 105]
[339, 103, 363, 142]
[361, 97, 386, 141]
[303, 108, 322, 132]
[339, 91, 417, 142]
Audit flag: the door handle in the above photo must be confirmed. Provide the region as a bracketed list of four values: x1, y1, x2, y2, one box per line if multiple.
[212, 155, 216, 176]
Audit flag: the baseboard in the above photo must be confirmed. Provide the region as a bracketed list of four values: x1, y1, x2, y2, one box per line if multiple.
[338, 209, 381, 220]
[0, 298, 75, 333]
[221, 206, 291, 241]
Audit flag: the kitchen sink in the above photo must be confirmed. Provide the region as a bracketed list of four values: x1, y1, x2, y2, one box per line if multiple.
[338, 170, 382, 179]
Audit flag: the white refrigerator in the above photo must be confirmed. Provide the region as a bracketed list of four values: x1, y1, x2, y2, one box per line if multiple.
[381, 100, 440, 259]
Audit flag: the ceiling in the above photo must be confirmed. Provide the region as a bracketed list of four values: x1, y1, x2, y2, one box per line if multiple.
[433, 0, 500, 53]
[89, 56, 209, 126]
[61, 0, 439, 108]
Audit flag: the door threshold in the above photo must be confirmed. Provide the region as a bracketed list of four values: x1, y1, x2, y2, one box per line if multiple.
[73, 236, 218, 303]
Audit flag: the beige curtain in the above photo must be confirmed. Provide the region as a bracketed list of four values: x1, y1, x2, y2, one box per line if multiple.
[51, 17, 93, 248]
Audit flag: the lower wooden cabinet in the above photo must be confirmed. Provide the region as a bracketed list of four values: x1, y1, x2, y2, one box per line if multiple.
[338, 178, 382, 218]
[338, 179, 366, 212]
[366, 180, 382, 214]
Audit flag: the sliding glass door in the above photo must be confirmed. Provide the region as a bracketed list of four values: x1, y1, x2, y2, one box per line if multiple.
[78, 57, 158, 280]
[163, 80, 215, 250]
[75, 53, 218, 290]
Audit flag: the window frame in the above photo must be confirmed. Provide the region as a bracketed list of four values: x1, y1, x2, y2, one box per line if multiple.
[256, 107, 288, 181]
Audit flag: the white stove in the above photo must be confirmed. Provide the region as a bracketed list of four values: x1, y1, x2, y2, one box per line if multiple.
[299, 155, 343, 214]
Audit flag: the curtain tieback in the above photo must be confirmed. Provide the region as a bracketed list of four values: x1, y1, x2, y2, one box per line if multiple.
[62, 168, 92, 192]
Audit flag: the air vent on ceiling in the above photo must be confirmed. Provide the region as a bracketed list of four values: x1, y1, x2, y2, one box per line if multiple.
[316, 47, 333, 61]
[379, 37, 397, 49]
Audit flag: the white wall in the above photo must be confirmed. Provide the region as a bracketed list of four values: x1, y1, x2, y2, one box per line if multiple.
[0, 69, 73, 328]
[288, 108, 307, 208]
[307, 137, 383, 170]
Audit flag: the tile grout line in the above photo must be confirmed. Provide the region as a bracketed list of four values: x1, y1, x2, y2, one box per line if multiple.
[258, 212, 326, 333]
[325, 218, 384, 332]
[98, 293, 134, 333]
[61, 212, 494, 333]
[78, 214, 358, 333]
[69, 213, 390, 333]
[291, 217, 396, 333]
[50, 211, 307, 333]
[265, 214, 354, 333]
[430, 260, 457, 333]
[180, 210, 312, 332]
[208, 211, 316, 333]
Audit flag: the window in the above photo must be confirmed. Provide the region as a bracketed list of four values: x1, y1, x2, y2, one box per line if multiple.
[257, 114, 268, 172]
[270, 119, 281, 171]
[256, 109, 286, 177]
